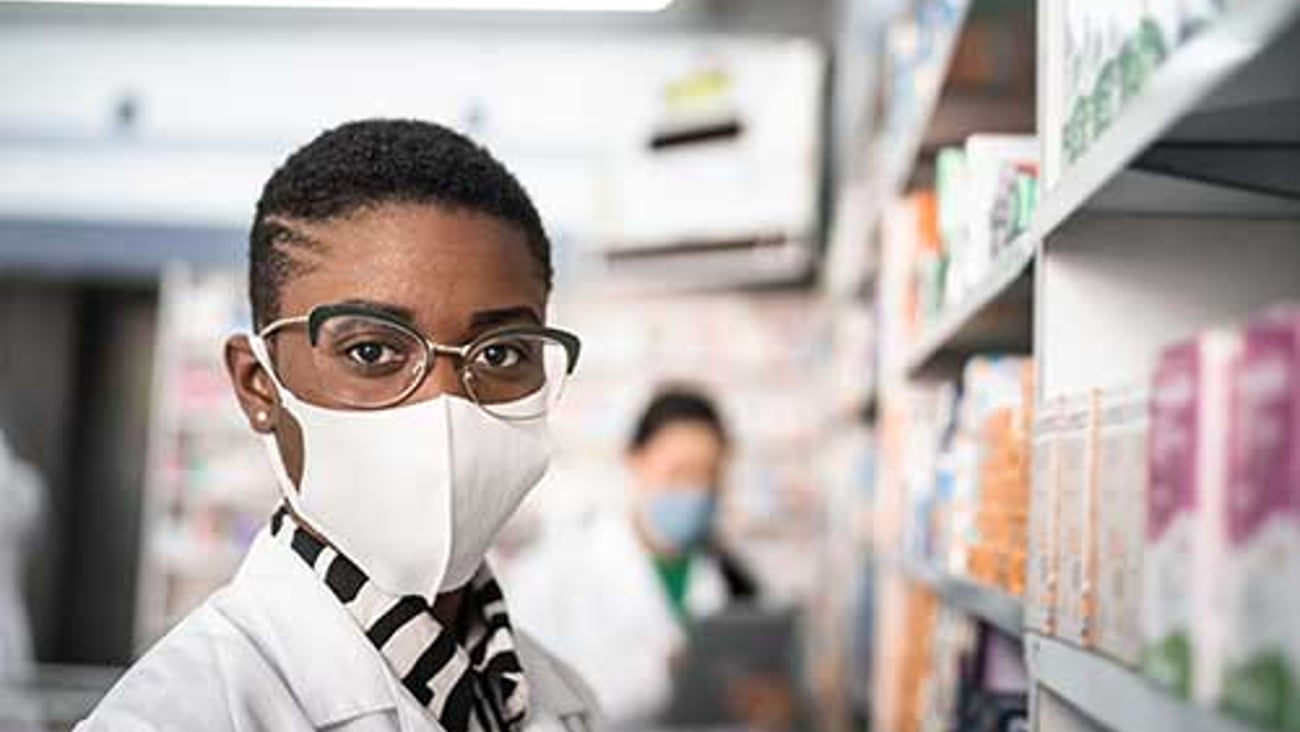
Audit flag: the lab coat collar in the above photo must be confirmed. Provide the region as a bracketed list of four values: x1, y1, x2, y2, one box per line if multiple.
[514, 630, 590, 720]
[216, 529, 407, 728]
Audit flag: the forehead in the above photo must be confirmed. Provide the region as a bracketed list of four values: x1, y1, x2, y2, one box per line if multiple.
[644, 422, 726, 461]
[279, 202, 548, 336]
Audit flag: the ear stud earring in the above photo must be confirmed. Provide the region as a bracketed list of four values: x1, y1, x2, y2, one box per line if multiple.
[256, 410, 270, 424]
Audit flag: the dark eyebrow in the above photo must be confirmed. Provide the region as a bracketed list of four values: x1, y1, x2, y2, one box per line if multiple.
[334, 298, 419, 327]
[470, 306, 542, 330]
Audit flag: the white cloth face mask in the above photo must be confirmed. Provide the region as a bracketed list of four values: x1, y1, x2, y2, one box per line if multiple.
[248, 335, 552, 602]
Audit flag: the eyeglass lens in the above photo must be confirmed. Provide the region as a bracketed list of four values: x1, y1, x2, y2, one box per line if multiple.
[310, 312, 570, 415]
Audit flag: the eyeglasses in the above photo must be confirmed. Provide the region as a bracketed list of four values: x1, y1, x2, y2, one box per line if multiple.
[258, 302, 581, 420]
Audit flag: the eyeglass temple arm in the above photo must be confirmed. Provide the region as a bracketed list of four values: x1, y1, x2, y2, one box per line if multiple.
[257, 315, 310, 339]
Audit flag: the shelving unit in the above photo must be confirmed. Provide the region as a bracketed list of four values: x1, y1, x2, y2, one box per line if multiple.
[866, 0, 975, 203]
[1035, 0, 1300, 232]
[136, 266, 274, 649]
[1027, 635, 1255, 732]
[826, 0, 1300, 729]
[904, 233, 1034, 377]
[825, 0, 1035, 298]
[902, 561, 1024, 638]
[901, 0, 1300, 380]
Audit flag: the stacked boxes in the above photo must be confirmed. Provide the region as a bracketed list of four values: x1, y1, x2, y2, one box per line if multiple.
[1094, 387, 1150, 667]
[969, 363, 1034, 596]
[901, 587, 941, 732]
[1220, 308, 1300, 730]
[1143, 331, 1239, 701]
[1031, 304, 1300, 728]
[896, 357, 1033, 588]
[918, 135, 1038, 336]
[1031, 388, 1149, 656]
[1027, 399, 1064, 635]
[1055, 392, 1098, 648]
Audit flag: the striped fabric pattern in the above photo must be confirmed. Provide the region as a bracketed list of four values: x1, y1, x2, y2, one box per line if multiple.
[270, 507, 530, 732]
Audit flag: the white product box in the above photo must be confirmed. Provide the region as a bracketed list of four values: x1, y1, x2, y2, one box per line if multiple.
[1055, 392, 1097, 647]
[1219, 308, 1300, 729]
[962, 134, 1038, 285]
[1043, 0, 1210, 187]
[1094, 386, 1150, 667]
[1028, 399, 1063, 636]
[1143, 330, 1239, 701]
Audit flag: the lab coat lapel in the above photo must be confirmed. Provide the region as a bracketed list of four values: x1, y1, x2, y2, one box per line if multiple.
[514, 630, 590, 721]
[216, 531, 410, 729]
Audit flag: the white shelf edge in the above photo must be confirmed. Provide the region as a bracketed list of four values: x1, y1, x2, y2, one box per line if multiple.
[905, 233, 1036, 375]
[902, 561, 1026, 637]
[1028, 634, 1257, 732]
[1033, 0, 1300, 243]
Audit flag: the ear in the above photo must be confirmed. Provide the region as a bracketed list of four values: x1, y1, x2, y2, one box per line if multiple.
[224, 334, 279, 434]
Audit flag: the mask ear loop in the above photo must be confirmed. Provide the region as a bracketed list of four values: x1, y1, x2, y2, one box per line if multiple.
[247, 333, 289, 395]
[245, 333, 305, 511]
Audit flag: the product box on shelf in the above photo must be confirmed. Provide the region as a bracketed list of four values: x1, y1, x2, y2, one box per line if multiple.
[911, 191, 944, 332]
[1028, 398, 1064, 636]
[926, 136, 1039, 324]
[968, 358, 1034, 596]
[1054, 391, 1098, 648]
[1143, 330, 1240, 702]
[1220, 307, 1300, 731]
[1043, 0, 1230, 187]
[936, 146, 968, 309]
[1094, 386, 1150, 668]
[962, 135, 1037, 278]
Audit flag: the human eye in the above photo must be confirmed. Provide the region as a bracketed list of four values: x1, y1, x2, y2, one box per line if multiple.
[345, 341, 406, 368]
[473, 340, 531, 370]
[328, 330, 417, 377]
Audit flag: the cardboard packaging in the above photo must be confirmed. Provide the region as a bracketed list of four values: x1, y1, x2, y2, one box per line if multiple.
[1220, 308, 1300, 731]
[1095, 386, 1150, 667]
[1143, 331, 1239, 701]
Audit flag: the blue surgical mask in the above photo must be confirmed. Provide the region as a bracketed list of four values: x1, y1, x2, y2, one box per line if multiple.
[642, 487, 717, 552]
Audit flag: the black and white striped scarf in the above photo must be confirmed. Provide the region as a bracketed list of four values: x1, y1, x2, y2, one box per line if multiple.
[270, 507, 530, 732]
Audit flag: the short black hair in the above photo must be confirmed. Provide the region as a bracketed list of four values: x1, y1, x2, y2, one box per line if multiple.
[629, 386, 729, 452]
[248, 118, 552, 328]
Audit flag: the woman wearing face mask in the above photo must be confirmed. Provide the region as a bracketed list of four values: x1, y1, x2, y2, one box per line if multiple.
[79, 120, 596, 732]
[506, 387, 758, 727]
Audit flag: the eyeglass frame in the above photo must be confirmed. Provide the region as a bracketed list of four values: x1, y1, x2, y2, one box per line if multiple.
[256, 301, 582, 414]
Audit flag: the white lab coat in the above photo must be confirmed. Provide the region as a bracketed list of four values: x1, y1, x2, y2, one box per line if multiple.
[78, 530, 598, 732]
[0, 434, 42, 679]
[0, 433, 45, 730]
[503, 512, 727, 728]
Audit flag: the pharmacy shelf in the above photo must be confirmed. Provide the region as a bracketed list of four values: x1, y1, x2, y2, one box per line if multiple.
[903, 561, 1025, 637]
[1034, 0, 1300, 242]
[823, 0, 974, 297]
[871, 0, 975, 202]
[905, 233, 1035, 376]
[1027, 635, 1256, 732]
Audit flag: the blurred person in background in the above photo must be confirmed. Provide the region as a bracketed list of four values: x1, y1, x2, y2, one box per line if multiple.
[0, 429, 45, 730]
[507, 387, 761, 728]
[78, 119, 596, 732]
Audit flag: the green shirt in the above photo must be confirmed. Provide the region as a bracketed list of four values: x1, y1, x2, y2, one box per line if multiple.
[652, 553, 693, 622]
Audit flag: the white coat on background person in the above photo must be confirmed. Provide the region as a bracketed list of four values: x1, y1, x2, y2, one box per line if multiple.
[504, 388, 757, 728]
[0, 429, 45, 728]
[504, 510, 729, 727]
